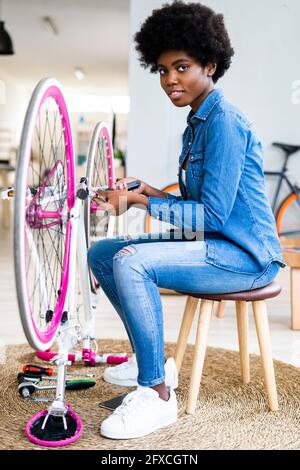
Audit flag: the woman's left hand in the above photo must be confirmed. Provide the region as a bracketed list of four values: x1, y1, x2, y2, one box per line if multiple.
[92, 189, 135, 216]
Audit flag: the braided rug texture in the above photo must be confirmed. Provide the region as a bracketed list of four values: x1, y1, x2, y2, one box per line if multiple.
[0, 340, 300, 450]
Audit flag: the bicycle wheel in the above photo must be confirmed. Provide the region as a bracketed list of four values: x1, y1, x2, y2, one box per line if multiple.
[84, 122, 115, 293]
[276, 190, 300, 238]
[144, 182, 180, 232]
[14, 78, 75, 351]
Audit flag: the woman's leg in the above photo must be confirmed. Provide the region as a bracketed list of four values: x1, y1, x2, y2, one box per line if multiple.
[87, 232, 190, 350]
[87, 236, 136, 348]
[112, 239, 263, 391]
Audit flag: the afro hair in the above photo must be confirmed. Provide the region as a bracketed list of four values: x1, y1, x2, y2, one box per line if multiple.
[134, 1, 234, 83]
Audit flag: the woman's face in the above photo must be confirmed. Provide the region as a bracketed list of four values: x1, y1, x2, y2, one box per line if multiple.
[157, 50, 216, 112]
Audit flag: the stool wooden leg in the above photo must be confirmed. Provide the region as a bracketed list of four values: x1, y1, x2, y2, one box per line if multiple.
[290, 268, 300, 330]
[252, 300, 279, 411]
[174, 296, 199, 373]
[216, 300, 226, 318]
[236, 300, 250, 383]
[187, 299, 214, 414]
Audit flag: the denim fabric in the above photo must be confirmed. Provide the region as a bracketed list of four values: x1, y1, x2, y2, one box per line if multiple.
[87, 232, 280, 387]
[148, 88, 286, 275]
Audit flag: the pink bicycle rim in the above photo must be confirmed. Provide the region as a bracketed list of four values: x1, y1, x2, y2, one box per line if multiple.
[99, 125, 115, 188]
[26, 84, 75, 345]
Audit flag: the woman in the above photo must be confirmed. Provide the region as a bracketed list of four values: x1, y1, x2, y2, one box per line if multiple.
[88, 1, 285, 439]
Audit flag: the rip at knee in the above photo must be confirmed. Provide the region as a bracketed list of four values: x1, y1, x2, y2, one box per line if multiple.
[113, 245, 137, 265]
[115, 245, 137, 257]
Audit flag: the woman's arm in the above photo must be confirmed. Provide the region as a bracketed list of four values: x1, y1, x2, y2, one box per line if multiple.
[116, 177, 181, 200]
[144, 184, 169, 199]
[147, 111, 247, 232]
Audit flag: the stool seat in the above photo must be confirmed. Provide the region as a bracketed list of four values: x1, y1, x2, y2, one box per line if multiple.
[177, 281, 281, 302]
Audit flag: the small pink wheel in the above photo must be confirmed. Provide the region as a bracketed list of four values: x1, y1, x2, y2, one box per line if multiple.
[26, 404, 83, 447]
[14, 78, 75, 351]
[84, 122, 115, 294]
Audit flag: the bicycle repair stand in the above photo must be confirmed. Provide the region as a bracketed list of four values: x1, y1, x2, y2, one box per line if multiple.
[2, 189, 127, 446]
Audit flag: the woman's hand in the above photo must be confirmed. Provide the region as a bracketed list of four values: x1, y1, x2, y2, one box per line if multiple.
[92, 189, 148, 216]
[115, 176, 148, 195]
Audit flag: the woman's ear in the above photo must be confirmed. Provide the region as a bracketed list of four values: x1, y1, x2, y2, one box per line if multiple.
[207, 63, 217, 77]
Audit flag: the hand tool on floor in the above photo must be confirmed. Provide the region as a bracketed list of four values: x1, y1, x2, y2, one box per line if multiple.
[22, 364, 54, 376]
[22, 364, 95, 378]
[17, 373, 96, 399]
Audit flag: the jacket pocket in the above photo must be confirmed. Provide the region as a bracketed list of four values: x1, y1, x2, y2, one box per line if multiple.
[189, 150, 205, 179]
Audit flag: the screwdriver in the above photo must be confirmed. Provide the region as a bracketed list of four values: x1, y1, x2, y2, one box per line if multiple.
[17, 372, 56, 383]
[22, 364, 53, 376]
[22, 364, 95, 378]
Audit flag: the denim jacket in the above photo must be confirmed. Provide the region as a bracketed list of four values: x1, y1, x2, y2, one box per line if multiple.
[147, 88, 285, 275]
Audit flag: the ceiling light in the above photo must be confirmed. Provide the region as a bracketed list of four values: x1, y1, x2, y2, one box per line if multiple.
[0, 0, 14, 55]
[0, 20, 13, 54]
[74, 67, 86, 80]
[43, 16, 58, 35]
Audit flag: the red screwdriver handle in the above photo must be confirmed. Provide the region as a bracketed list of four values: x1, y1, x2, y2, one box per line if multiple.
[22, 364, 53, 376]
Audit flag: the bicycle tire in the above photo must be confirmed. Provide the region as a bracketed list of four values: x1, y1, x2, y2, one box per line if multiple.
[14, 78, 75, 351]
[84, 122, 115, 294]
[276, 190, 300, 238]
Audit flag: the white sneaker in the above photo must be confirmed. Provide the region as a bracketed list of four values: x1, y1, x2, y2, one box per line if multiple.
[100, 386, 178, 439]
[103, 355, 178, 389]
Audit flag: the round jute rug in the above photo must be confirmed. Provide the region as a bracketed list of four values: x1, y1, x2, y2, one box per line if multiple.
[1, 340, 300, 450]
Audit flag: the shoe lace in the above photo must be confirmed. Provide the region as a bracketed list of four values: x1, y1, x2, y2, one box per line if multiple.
[114, 389, 156, 418]
[114, 355, 136, 371]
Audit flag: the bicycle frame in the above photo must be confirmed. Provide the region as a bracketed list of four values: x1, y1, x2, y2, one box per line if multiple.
[265, 144, 300, 216]
[35, 192, 121, 365]
[265, 170, 299, 213]
[33, 197, 97, 409]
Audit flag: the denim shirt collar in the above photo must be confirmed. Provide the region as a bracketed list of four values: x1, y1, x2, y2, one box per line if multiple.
[187, 88, 224, 125]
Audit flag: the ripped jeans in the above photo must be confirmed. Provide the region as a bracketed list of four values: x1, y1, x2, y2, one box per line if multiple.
[87, 232, 280, 387]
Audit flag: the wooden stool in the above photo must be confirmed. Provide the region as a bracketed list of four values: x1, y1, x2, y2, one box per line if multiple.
[174, 282, 282, 414]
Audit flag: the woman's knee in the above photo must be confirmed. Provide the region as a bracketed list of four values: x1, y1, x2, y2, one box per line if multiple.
[87, 238, 113, 268]
[88, 237, 131, 271]
[113, 244, 145, 277]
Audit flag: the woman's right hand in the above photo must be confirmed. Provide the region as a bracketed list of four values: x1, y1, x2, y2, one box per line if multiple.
[115, 176, 148, 195]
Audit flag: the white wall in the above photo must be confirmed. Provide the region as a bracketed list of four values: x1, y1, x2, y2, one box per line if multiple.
[0, 73, 29, 144]
[128, 0, 300, 197]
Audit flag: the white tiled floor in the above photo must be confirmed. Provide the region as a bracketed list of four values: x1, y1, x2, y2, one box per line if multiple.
[1, 226, 300, 367]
